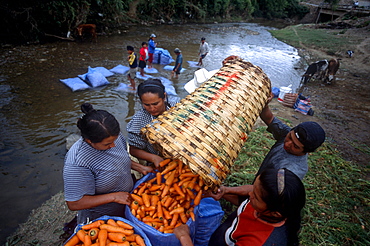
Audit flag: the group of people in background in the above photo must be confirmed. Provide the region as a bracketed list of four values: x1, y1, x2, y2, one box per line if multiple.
[125, 34, 210, 89]
[63, 52, 325, 245]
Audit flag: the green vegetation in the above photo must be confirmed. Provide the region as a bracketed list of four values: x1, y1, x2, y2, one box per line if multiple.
[1, 0, 308, 44]
[269, 25, 363, 56]
[222, 120, 370, 245]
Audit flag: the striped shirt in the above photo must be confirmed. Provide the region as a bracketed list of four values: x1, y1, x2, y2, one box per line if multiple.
[63, 133, 133, 224]
[126, 96, 180, 156]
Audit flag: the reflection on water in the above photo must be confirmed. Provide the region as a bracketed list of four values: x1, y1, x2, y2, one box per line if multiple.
[0, 22, 305, 243]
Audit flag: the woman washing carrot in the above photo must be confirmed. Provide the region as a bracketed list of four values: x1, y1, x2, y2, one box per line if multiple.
[126, 78, 180, 168]
[63, 103, 152, 225]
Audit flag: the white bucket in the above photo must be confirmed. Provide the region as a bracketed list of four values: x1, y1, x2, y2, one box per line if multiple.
[278, 86, 292, 102]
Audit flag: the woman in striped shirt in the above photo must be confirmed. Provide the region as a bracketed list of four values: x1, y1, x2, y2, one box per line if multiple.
[127, 78, 180, 168]
[63, 103, 152, 224]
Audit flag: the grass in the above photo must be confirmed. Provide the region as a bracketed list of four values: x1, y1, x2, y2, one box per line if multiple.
[222, 119, 370, 245]
[269, 25, 362, 56]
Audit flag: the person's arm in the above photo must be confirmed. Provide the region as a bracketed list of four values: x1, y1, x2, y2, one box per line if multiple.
[174, 224, 194, 246]
[259, 92, 275, 126]
[129, 145, 164, 168]
[206, 185, 253, 205]
[131, 160, 153, 175]
[66, 192, 132, 211]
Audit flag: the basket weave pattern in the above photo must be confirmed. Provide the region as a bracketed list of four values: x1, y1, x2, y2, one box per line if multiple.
[142, 58, 271, 189]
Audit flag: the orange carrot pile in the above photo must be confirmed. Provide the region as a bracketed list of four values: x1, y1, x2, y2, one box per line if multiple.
[64, 219, 146, 246]
[130, 159, 206, 233]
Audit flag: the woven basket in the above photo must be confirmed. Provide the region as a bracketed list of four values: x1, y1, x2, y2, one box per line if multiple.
[141, 57, 271, 189]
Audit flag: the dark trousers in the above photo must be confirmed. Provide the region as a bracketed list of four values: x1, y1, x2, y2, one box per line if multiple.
[208, 210, 238, 246]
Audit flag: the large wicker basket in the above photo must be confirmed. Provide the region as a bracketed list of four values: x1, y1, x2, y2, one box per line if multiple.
[142, 57, 271, 189]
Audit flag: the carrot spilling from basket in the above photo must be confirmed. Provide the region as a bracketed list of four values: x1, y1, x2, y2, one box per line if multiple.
[64, 219, 146, 246]
[130, 159, 207, 234]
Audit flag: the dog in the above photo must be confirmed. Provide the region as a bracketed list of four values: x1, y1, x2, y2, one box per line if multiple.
[301, 59, 328, 84]
[76, 24, 97, 42]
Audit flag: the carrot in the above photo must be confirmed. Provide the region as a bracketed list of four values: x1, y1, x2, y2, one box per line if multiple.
[169, 206, 184, 215]
[198, 177, 204, 187]
[107, 242, 130, 246]
[156, 172, 162, 185]
[178, 160, 183, 175]
[188, 210, 196, 221]
[179, 211, 188, 224]
[173, 183, 186, 198]
[168, 200, 178, 211]
[159, 158, 171, 167]
[64, 234, 80, 246]
[148, 184, 161, 192]
[76, 229, 87, 242]
[185, 188, 196, 200]
[163, 197, 173, 208]
[161, 161, 178, 175]
[135, 235, 146, 246]
[165, 170, 176, 186]
[108, 232, 126, 242]
[178, 177, 192, 186]
[187, 177, 197, 190]
[142, 217, 162, 223]
[179, 173, 198, 179]
[169, 213, 179, 227]
[183, 200, 191, 209]
[141, 193, 150, 207]
[116, 220, 134, 230]
[88, 228, 100, 241]
[131, 200, 139, 210]
[98, 229, 108, 246]
[81, 220, 105, 230]
[150, 194, 160, 207]
[194, 189, 202, 206]
[157, 201, 164, 220]
[137, 184, 147, 196]
[107, 218, 120, 227]
[131, 194, 144, 205]
[84, 234, 92, 246]
[144, 205, 156, 212]
[123, 234, 138, 242]
[100, 224, 134, 235]
[161, 184, 170, 198]
[158, 225, 165, 233]
[163, 207, 172, 220]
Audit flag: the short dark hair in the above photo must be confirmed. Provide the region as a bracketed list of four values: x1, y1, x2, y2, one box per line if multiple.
[201, 37, 206, 40]
[127, 45, 134, 51]
[141, 42, 147, 46]
[77, 103, 120, 143]
[137, 78, 166, 100]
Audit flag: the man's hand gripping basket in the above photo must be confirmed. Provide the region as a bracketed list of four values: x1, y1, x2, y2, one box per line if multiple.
[142, 57, 271, 190]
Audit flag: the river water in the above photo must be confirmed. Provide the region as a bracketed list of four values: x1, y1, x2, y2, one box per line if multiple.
[0, 22, 304, 243]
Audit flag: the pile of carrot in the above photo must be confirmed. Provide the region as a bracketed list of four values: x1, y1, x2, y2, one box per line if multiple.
[130, 159, 206, 234]
[64, 218, 146, 246]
